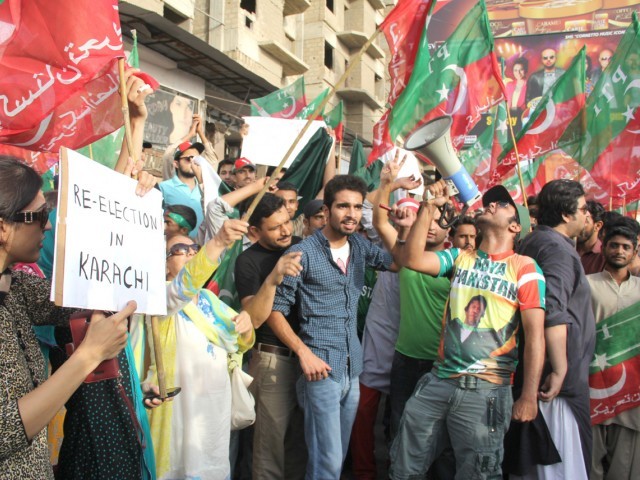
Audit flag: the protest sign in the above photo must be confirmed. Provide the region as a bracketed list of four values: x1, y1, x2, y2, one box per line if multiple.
[52, 148, 167, 315]
[240, 117, 326, 167]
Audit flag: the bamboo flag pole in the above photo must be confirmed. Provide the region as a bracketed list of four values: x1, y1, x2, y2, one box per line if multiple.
[241, 29, 381, 221]
[504, 106, 529, 208]
[118, 57, 169, 398]
[338, 138, 343, 170]
[118, 58, 137, 165]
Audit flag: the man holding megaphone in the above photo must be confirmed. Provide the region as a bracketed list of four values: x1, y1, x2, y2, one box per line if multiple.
[388, 181, 546, 480]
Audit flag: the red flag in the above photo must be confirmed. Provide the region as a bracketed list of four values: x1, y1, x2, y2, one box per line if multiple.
[369, 0, 435, 163]
[0, 144, 57, 174]
[0, 0, 125, 153]
[490, 49, 586, 186]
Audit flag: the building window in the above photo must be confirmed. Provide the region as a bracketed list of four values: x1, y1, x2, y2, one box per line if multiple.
[241, 0, 256, 14]
[325, 42, 334, 70]
[326, 0, 334, 13]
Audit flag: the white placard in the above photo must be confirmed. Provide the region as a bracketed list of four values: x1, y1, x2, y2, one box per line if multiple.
[380, 147, 425, 196]
[52, 148, 167, 315]
[240, 116, 326, 167]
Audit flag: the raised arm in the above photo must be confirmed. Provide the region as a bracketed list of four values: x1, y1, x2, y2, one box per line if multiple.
[402, 180, 450, 275]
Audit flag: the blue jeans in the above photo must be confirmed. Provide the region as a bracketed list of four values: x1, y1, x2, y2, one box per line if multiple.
[296, 372, 360, 479]
[390, 372, 513, 480]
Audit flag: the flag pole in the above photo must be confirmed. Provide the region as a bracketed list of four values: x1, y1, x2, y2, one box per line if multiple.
[241, 30, 381, 221]
[118, 58, 137, 165]
[504, 106, 528, 208]
[338, 139, 343, 171]
[118, 56, 169, 397]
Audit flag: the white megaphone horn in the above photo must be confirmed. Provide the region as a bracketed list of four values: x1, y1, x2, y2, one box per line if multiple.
[404, 116, 482, 209]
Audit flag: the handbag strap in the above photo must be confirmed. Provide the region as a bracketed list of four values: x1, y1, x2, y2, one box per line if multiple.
[117, 377, 146, 450]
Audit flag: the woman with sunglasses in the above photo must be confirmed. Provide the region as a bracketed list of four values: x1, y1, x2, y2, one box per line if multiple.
[0, 156, 139, 478]
[144, 218, 255, 480]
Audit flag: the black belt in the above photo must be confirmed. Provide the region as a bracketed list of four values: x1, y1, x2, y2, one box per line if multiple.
[254, 343, 296, 358]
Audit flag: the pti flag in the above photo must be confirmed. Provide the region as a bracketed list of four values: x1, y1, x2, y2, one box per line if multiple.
[0, 0, 125, 153]
[573, 13, 640, 207]
[590, 301, 640, 425]
[297, 88, 329, 120]
[389, 0, 505, 153]
[368, 0, 435, 163]
[207, 240, 243, 312]
[250, 76, 306, 119]
[324, 101, 344, 142]
[491, 48, 586, 186]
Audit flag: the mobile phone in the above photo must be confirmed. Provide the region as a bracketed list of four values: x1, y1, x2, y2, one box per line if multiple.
[144, 386, 182, 405]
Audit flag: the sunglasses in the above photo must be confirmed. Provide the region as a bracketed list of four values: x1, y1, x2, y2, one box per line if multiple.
[12, 206, 49, 229]
[167, 243, 201, 258]
[543, 56, 555, 60]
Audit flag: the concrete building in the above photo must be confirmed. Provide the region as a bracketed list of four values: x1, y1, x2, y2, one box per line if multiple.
[119, 0, 390, 166]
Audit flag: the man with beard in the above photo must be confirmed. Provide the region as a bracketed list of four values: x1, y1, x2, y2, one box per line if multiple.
[577, 200, 606, 274]
[514, 179, 595, 479]
[159, 141, 205, 232]
[390, 183, 545, 480]
[588, 223, 640, 479]
[234, 193, 306, 479]
[233, 157, 257, 189]
[526, 47, 566, 105]
[449, 215, 478, 251]
[270, 175, 397, 479]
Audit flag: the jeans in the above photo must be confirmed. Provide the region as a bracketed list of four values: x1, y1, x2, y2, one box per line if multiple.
[390, 372, 513, 480]
[296, 372, 360, 479]
[389, 351, 435, 440]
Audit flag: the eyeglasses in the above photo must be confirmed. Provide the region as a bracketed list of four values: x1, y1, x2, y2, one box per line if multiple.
[577, 205, 589, 214]
[495, 201, 512, 209]
[179, 155, 196, 162]
[167, 243, 201, 258]
[11, 206, 49, 229]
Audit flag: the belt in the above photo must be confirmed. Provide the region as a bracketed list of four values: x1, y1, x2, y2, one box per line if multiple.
[449, 375, 499, 390]
[254, 343, 296, 358]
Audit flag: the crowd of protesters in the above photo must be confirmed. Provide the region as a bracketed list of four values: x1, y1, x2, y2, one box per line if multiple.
[1, 70, 640, 480]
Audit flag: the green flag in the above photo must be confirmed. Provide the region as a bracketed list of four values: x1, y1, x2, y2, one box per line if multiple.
[297, 88, 330, 120]
[207, 241, 243, 311]
[590, 301, 640, 425]
[324, 101, 344, 141]
[571, 14, 640, 207]
[250, 76, 306, 119]
[281, 128, 334, 216]
[351, 138, 382, 191]
[389, 0, 504, 150]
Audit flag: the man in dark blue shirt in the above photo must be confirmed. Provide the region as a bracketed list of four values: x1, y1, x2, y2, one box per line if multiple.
[270, 175, 396, 479]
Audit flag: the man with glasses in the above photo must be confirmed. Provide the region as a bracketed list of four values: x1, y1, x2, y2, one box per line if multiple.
[526, 47, 565, 105]
[159, 141, 205, 234]
[510, 179, 596, 478]
[390, 183, 545, 480]
[591, 48, 613, 84]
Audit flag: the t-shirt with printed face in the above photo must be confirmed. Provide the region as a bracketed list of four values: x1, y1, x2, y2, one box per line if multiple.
[434, 248, 546, 385]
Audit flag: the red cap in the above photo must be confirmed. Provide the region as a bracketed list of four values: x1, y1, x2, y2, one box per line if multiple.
[234, 157, 256, 172]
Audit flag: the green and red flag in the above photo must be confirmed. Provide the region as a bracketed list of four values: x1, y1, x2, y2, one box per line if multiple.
[572, 14, 640, 208]
[490, 48, 586, 186]
[369, 0, 436, 163]
[460, 100, 509, 192]
[297, 88, 329, 120]
[324, 101, 344, 141]
[250, 76, 306, 119]
[389, 0, 505, 154]
[206, 240, 243, 311]
[590, 301, 640, 425]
